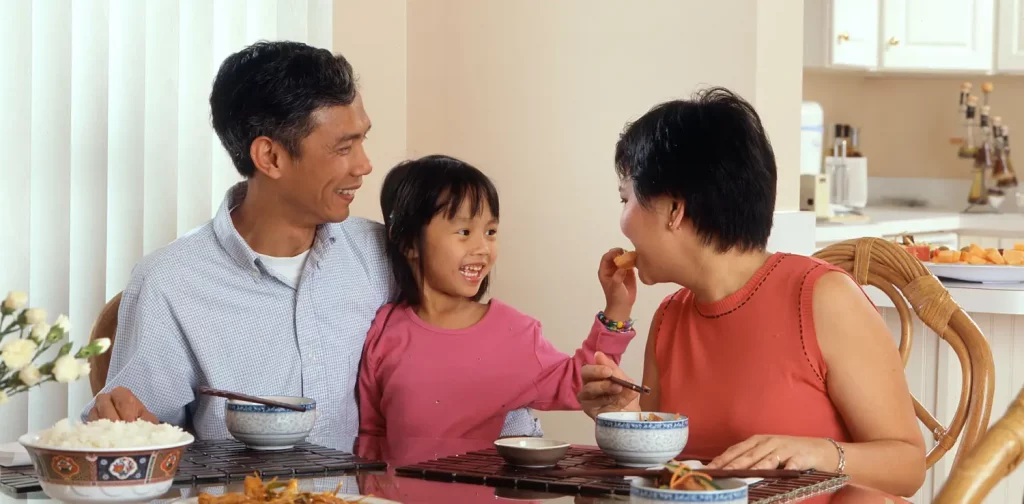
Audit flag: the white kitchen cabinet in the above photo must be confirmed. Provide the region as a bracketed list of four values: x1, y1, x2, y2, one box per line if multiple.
[804, 0, 880, 68]
[997, 0, 1024, 71]
[879, 0, 996, 72]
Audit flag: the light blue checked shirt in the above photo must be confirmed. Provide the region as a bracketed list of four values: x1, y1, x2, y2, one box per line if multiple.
[84, 183, 541, 448]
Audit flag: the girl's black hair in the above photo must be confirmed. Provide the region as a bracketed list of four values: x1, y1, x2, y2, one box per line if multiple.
[380, 154, 500, 307]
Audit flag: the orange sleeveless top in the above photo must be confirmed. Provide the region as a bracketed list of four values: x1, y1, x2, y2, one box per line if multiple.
[655, 253, 853, 460]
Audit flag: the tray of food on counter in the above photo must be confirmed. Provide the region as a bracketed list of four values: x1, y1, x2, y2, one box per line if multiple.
[896, 235, 1024, 283]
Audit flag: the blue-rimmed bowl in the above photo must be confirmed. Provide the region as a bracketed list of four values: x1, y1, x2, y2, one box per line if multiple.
[224, 396, 317, 450]
[595, 411, 688, 467]
[630, 476, 748, 503]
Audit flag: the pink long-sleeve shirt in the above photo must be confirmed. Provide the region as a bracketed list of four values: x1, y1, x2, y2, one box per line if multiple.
[357, 299, 635, 440]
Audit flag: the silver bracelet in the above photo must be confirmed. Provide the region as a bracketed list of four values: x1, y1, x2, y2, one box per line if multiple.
[825, 438, 846, 474]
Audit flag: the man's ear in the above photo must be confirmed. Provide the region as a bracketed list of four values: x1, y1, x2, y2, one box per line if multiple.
[250, 136, 285, 179]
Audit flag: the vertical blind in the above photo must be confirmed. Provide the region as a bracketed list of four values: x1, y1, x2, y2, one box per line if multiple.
[0, 0, 334, 443]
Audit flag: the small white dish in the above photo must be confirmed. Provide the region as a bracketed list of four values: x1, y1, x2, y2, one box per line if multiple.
[630, 476, 749, 503]
[494, 437, 570, 468]
[224, 395, 317, 450]
[595, 412, 688, 468]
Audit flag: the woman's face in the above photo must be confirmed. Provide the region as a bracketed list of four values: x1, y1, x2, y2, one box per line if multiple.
[619, 178, 682, 286]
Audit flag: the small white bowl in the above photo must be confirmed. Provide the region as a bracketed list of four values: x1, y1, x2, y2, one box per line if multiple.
[18, 431, 194, 504]
[630, 476, 748, 503]
[595, 412, 688, 468]
[224, 395, 317, 450]
[493, 437, 570, 468]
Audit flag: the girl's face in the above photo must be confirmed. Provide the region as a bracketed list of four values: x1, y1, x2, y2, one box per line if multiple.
[619, 178, 683, 285]
[413, 199, 499, 300]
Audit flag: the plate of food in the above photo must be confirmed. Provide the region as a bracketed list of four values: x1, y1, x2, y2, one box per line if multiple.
[896, 236, 1024, 283]
[171, 475, 399, 504]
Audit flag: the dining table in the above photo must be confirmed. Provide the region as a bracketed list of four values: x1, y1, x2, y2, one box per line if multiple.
[0, 435, 909, 503]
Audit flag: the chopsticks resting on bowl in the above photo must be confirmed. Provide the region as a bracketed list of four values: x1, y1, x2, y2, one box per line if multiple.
[196, 386, 307, 412]
[538, 467, 807, 479]
[607, 375, 651, 395]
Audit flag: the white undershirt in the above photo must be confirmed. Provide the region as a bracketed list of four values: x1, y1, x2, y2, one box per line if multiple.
[257, 249, 311, 288]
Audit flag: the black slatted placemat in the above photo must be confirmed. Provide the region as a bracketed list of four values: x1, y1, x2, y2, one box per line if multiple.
[395, 446, 850, 502]
[0, 439, 386, 495]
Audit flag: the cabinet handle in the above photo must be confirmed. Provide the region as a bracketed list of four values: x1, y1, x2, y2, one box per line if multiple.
[887, 36, 900, 46]
[837, 32, 850, 42]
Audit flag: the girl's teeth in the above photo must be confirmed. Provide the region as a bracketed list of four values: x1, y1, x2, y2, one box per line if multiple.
[335, 189, 356, 195]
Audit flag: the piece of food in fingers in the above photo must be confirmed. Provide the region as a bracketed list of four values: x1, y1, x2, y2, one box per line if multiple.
[614, 250, 637, 269]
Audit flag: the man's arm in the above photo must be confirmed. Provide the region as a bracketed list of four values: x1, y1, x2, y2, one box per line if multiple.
[82, 275, 198, 426]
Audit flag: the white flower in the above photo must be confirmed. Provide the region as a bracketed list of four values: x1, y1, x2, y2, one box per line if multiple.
[77, 359, 91, 378]
[18, 365, 41, 387]
[93, 338, 111, 354]
[0, 391, 7, 405]
[52, 355, 80, 383]
[23, 308, 46, 326]
[2, 292, 27, 312]
[1, 338, 38, 371]
[29, 323, 50, 343]
[53, 314, 70, 333]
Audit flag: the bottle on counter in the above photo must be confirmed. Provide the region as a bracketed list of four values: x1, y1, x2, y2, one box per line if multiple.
[960, 96, 979, 159]
[848, 126, 862, 157]
[999, 124, 1018, 188]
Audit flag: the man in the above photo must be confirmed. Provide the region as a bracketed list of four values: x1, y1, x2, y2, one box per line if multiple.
[85, 41, 540, 447]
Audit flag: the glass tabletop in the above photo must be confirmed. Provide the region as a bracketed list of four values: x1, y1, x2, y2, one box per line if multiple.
[0, 435, 908, 503]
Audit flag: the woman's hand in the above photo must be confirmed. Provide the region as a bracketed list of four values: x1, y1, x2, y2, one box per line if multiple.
[707, 435, 839, 471]
[577, 352, 641, 419]
[598, 248, 637, 322]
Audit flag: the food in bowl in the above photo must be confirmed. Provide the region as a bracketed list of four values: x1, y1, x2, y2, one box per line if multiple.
[224, 395, 317, 450]
[595, 411, 687, 468]
[630, 475, 748, 504]
[19, 418, 194, 504]
[197, 474, 344, 503]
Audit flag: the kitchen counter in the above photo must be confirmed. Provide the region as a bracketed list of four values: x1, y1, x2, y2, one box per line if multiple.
[865, 281, 1024, 316]
[815, 206, 1024, 244]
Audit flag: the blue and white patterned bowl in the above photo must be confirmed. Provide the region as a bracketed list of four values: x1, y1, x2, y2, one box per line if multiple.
[595, 411, 688, 467]
[630, 476, 748, 503]
[224, 396, 317, 450]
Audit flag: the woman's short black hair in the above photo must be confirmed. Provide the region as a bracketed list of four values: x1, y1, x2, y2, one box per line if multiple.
[614, 87, 777, 252]
[380, 155, 500, 306]
[210, 40, 357, 178]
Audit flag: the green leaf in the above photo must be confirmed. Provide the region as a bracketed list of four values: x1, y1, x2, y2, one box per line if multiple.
[57, 342, 73, 358]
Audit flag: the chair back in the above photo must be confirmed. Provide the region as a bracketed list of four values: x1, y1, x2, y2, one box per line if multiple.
[88, 292, 122, 396]
[934, 385, 1024, 503]
[814, 237, 995, 467]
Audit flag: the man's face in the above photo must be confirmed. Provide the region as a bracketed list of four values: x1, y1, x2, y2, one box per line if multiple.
[278, 94, 373, 225]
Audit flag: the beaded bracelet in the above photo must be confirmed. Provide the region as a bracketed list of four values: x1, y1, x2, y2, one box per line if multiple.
[597, 311, 634, 332]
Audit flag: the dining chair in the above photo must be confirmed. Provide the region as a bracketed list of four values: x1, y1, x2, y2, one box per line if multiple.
[933, 384, 1024, 503]
[87, 291, 122, 396]
[813, 237, 995, 468]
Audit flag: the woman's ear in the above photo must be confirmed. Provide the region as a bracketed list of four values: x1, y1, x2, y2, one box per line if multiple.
[668, 200, 686, 230]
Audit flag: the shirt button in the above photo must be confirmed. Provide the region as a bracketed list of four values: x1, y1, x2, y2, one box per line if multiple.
[251, 271, 259, 278]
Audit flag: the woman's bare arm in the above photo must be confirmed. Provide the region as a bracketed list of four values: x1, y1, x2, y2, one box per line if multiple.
[639, 310, 662, 411]
[814, 271, 926, 496]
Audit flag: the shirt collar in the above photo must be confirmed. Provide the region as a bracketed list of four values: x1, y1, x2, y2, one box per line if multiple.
[212, 182, 337, 272]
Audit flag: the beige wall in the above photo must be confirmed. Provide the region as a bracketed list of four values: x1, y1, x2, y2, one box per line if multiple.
[804, 71, 1024, 180]
[407, 0, 805, 444]
[334, 0, 408, 221]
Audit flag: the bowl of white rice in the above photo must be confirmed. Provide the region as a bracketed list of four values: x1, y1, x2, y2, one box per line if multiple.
[18, 418, 194, 503]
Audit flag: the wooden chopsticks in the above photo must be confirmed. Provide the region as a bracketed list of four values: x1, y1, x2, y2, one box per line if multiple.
[197, 386, 307, 412]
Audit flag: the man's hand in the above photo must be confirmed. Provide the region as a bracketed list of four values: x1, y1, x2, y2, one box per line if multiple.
[87, 387, 158, 423]
[577, 352, 641, 419]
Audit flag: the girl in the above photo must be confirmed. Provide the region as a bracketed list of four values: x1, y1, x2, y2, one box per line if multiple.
[358, 154, 637, 440]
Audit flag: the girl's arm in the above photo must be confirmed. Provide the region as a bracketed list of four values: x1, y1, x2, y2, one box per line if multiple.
[527, 316, 635, 411]
[357, 311, 389, 437]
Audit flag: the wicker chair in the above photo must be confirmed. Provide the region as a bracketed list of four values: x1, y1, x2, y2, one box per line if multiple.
[87, 292, 122, 396]
[934, 385, 1024, 503]
[813, 237, 995, 468]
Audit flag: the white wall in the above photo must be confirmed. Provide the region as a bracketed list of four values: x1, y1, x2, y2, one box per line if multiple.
[405, 0, 806, 444]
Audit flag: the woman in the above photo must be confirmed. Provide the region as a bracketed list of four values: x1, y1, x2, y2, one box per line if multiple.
[577, 88, 926, 497]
